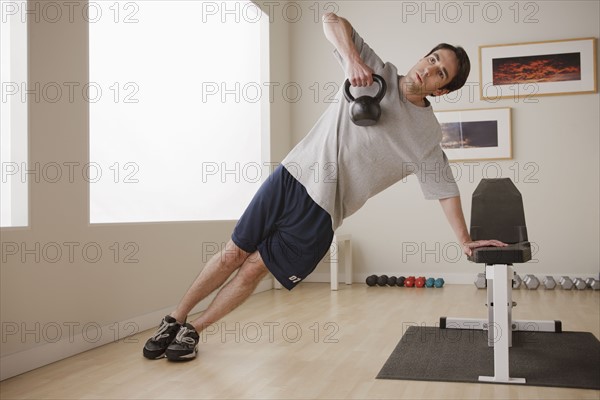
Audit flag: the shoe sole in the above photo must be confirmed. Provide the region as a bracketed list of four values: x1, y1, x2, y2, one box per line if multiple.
[143, 348, 167, 360]
[166, 346, 198, 361]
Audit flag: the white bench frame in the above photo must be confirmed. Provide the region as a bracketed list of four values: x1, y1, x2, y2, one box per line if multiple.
[443, 264, 560, 384]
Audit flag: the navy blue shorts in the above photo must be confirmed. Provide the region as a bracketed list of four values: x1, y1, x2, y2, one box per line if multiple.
[232, 165, 334, 290]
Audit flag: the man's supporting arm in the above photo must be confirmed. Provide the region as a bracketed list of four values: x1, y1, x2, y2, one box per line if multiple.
[439, 196, 507, 256]
[322, 12, 374, 87]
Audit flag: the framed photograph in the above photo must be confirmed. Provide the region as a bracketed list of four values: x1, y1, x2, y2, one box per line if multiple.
[435, 108, 511, 161]
[479, 38, 597, 100]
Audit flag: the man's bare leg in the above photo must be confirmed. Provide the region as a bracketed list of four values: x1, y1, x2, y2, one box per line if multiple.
[161, 250, 269, 361]
[190, 250, 269, 332]
[170, 239, 251, 323]
[143, 240, 264, 360]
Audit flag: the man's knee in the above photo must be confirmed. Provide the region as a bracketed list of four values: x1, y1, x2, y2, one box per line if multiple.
[237, 253, 269, 285]
[221, 239, 251, 266]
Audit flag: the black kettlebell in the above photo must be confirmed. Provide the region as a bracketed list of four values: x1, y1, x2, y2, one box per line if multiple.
[344, 74, 387, 126]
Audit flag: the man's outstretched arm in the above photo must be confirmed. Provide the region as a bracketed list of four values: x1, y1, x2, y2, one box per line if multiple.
[322, 12, 374, 87]
[439, 196, 507, 256]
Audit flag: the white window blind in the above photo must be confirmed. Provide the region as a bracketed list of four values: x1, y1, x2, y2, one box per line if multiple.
[89, 1, 268, 223]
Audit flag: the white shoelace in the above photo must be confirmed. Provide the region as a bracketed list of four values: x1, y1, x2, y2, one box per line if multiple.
[150, 319, 176, 341]
[175, 326, 197, 345]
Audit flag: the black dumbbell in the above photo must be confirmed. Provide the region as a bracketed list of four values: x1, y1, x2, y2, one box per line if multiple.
[377, 275, 389, 286]
[397, 276, 406, 287]
[388, 276, 397, 286]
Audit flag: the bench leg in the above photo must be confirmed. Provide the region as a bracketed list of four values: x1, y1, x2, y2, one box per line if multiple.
[479, 264, 525, 384]
[344, 238, 352, 285]
[330, 235, 338, 291]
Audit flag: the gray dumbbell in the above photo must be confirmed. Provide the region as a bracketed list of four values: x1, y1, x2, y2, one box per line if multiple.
[585, 278, 600, 290]
[559, 276, 574, 290]
[523, 274, 540, 290]
[513, 273, 522, 289]
[573, 277, 587, 290]
[543, 276, 556, 290]
[474, 272, 486, 289]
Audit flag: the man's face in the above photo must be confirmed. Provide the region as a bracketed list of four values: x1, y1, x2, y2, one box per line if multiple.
[404, 49, 459, 97]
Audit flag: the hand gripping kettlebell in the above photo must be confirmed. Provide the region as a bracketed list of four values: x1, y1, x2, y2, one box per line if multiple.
[344, 74, 387, 126]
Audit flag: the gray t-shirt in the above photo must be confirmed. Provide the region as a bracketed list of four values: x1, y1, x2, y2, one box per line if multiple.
[282, 29, 459, 230]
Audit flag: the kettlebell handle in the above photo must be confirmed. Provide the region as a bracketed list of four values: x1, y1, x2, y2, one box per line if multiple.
[343, 74, 387, 103]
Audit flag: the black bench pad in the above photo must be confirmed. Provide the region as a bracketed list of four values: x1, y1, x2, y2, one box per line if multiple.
[468, 241, 532, 264]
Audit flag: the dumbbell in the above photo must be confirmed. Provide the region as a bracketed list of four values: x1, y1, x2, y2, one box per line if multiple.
[512, 274, 522, 289]
[404, 276, 416, 287]
[523, 274, 540, 290]
[474, 272, 486, 289]
[543, 276, 556, 290]
[559, 276, 573, 290]
[397, 276, 406, 287]
[425, 277, 435, 288]
[434, 278, 445, 288]
[415, 276, 426, 288]
[387, 276, 397, 286]
[585, 278, 600, 290]
[573, 277, 587, 290]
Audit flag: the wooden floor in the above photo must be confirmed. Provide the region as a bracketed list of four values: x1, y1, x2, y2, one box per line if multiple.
[1, 283, 599, 399]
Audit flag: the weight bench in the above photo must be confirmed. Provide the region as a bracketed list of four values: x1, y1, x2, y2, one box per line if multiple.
[440, 178, 562, 384]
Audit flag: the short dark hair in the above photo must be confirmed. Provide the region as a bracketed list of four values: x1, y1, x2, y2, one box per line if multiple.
[425, 43, 471, 93]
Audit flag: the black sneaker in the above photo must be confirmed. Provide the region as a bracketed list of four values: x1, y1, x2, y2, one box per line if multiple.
[165, 323, 199, 361]
[143, 315, 183, 359]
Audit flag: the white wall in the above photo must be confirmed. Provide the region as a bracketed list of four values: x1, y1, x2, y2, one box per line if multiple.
[288, 1, 600, 283]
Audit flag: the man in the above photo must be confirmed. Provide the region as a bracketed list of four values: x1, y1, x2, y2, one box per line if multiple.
[143, 13, 505, 361]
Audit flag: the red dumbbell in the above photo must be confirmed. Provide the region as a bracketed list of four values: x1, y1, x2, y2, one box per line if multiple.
[415, 276, 426, 288]
[404, 276, 416, 287]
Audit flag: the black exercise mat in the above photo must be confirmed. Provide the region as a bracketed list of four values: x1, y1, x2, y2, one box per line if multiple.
[377, 326, 600, 390]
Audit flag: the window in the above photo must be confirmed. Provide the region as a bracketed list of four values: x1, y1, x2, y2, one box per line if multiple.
[89, 1, 269, 223]
[1, 6, 28, 227]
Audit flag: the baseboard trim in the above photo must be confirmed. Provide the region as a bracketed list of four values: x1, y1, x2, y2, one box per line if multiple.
[302, 272, 478, 285]
[301, 271, 598, 285]
[0, 278, 273, 381]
